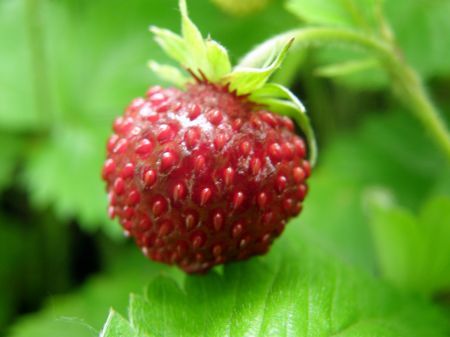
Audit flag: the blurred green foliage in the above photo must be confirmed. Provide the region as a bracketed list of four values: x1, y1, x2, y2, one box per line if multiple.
[0, 0, 449, 336]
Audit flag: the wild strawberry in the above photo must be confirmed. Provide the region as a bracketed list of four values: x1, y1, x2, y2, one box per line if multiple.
[102, 0, 316, 273]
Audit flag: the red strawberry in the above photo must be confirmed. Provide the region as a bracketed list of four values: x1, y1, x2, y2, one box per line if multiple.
[102, 0, 316, 273]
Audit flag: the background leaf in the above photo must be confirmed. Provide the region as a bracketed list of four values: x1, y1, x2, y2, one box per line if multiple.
[368, 193, 450, 295]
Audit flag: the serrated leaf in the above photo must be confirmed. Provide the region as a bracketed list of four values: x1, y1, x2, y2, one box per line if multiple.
[0, 0, 41, 130]
[385, 0, 450, 78]
[22, 125, 119, 237]
[368, 193, 450, 295]
[150, 27, 189, 66]
[100, 229, 449, 337]
[100, 310, 139, 337]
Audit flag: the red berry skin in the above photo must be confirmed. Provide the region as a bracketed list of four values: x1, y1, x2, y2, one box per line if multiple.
[102, 83, 310, 273]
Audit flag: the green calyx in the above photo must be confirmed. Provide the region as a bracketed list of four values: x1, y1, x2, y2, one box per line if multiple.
[149, 0, 317, 165]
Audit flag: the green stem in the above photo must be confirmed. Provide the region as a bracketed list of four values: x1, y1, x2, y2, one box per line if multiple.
[260, 27, 450, 161]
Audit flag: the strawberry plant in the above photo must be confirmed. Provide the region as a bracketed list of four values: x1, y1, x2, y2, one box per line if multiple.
[0, 0, 449, 336]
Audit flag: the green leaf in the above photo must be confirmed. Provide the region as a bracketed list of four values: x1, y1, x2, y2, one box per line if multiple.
[99, 229, 449, 337]
[150, 26, 189, 66]
[299, 110, 447, 270]
[385, 0, 450, 78]
[8, 249, 168, 337]
[22, 125, 118, 237]
[367, 193, 450, 296]
[224, 39, 293, 94]
[0, 0, 41, 131]
[286, 0, 379, 30]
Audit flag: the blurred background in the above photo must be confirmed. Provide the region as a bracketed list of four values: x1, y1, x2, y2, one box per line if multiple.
[0, 0, 449, 336]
